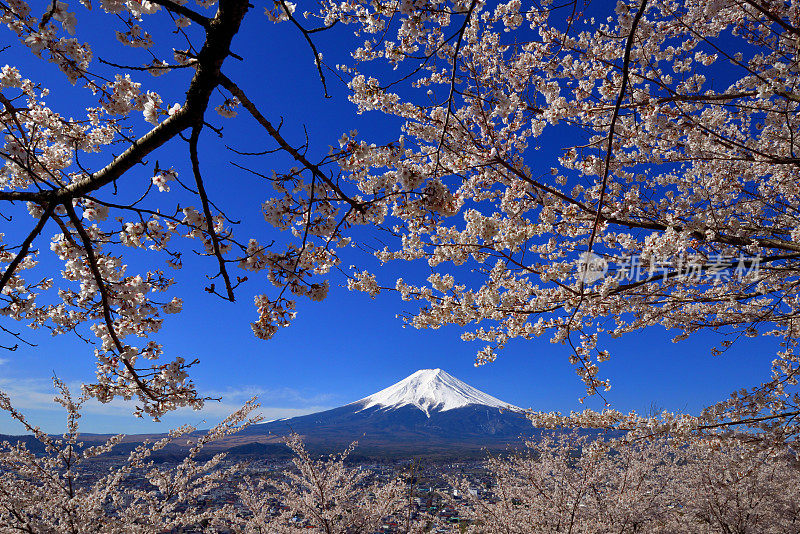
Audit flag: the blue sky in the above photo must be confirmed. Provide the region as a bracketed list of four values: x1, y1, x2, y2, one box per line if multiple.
[0, 2, 779, 435]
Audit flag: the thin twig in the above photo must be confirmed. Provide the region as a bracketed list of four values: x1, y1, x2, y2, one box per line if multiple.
[189, 125, 236, 301]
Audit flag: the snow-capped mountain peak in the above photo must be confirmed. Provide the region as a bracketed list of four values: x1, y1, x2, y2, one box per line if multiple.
[355, 368, 517, 417]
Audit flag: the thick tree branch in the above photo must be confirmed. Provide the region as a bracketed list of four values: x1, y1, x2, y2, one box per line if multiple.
[0, 0, 251, 204]
[149, 0, 211, 28]
[741, 0, 800, 37]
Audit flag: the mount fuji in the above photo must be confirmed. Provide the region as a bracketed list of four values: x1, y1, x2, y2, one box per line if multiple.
[356, 368, 515, 416]
[0, 370, 592, 461]
[232, 369, 539, 458]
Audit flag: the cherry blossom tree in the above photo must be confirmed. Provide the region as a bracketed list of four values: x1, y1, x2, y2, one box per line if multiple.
[3, 385, 798, 533]
[322, 0, 800, 447]
[0, 0, 376, 418]
[230, 433, 417, 533]
[456, 434, 800, 533]
[676, 440, 800, 533]
[0, 378, 260, 533]
[452, 434, 677, 533]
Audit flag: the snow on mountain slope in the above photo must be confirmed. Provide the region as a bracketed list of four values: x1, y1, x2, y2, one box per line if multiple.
[354, 369, 518, 417]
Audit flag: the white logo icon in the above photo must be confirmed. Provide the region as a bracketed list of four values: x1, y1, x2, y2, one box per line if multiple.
[575, 252, 608, 284]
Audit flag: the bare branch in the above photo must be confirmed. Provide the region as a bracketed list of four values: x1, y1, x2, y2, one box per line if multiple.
[0, 203, 54, 294]
[188, 125, 236, 301]
[219, 73, 366, 213]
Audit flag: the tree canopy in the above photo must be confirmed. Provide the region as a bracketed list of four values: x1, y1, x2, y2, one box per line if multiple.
[0, 0, 798, 447]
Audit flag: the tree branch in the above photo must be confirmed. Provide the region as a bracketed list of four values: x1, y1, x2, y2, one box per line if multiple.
[0, 0, 251, 204]
[62, 202, 159, 402]
[0, 203, 54, 295]
[587, 0, 648, 259]
[218, 73, 366, 213]
[188, 125, 236, 301]
[741, 0, 800, 37]
[149, 0, 211, 28]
